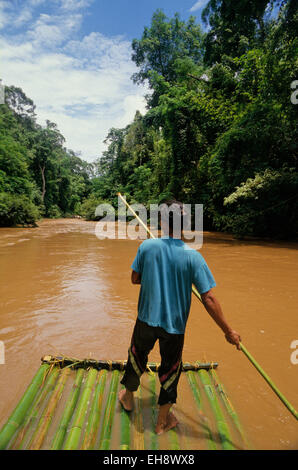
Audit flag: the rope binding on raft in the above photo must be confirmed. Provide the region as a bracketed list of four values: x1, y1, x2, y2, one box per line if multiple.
[41, 355, 218, 371]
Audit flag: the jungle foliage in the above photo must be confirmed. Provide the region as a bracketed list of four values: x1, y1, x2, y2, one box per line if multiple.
[1, 1, 297, 238]
[0, 86, 93, 225]
[90, 1, 297, 239]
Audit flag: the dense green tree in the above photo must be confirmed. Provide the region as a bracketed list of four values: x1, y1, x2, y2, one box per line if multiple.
[202, 0, 273, 65]
[95, 2, 297, 239]
[0, 86, 93, 225]
[132, 10, 204, 84]
[131, 10, 205, 106]
[31, 121, 65, 204]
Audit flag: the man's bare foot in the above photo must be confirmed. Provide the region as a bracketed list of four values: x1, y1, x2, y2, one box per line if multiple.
[155, 411, 179, 435]
[118, 388, 134, 411]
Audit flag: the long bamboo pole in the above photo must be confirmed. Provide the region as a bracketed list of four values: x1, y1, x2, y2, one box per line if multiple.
[118, 192, 298, 421]
[132, 385, 144, 450]
[168, 425, 180, 450]
[148, 373, 159, 450]
[186, 370, 216, 450]
[197, 369, 235, 450]
[99, 370, 120, 450]
[51, 368, 84, 450]
[28, 367, 70, 450]
[63, 368, 98, 450]
[81, 369, 107, 450]
[209, 368, 249, 448]
[16, 366, 60, 449]
[0, 363, 50, 450]
[240, 343, 298, 420]
[119, 385, 131, 450]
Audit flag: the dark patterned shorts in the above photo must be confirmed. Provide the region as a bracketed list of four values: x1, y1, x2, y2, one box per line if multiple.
[120, 318, 184, 405]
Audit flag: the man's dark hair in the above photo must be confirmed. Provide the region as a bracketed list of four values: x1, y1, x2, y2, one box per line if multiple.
[159, 199, 185, 233]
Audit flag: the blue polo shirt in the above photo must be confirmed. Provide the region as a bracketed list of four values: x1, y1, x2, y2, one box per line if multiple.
[131, 237, 216, 334]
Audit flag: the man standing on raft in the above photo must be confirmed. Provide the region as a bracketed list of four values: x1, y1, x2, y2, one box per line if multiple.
[119, 200, 241, 435]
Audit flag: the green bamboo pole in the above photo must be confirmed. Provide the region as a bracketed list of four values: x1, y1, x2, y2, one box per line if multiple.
[81, 369, 107, 450]
[119, 385, 131, 450]
[0, 363, 50, 450]
[15, 366, 60, 449]
[168, 425, 180, 450]
[99, 370, 120, 450]
[240, 343, 298, 420]
[186, 370, 216, 450]
[51, 368, 84, 450]
[148, 373, 159, 450]
[28, 368, 70, 449]
[132, 385, 144, 450]
[63, 368, 98, 450]
[197, 369, 235, 450]
[209, 368, 250, 448]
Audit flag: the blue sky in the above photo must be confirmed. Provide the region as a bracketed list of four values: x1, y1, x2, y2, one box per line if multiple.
[82, 0, 207, 39]
[0, 0, 208, 161]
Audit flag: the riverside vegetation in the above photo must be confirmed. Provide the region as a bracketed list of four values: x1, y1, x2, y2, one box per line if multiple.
[0, 1, 297, 239]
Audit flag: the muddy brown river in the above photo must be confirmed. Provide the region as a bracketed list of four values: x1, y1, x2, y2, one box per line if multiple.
[0, 219, 297, 449]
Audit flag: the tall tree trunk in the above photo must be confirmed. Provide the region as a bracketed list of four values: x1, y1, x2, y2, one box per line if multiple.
[39, 165, 46, 202]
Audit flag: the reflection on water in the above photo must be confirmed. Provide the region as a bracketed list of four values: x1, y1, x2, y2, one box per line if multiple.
[0, 219, 297, 449]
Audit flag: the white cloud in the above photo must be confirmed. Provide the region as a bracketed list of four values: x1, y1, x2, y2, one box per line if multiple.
[29, 0, 92, 9]
[0, 1, 12, 29]
[189, 0, 208, 13]
[0, 2, 147, 161]
[28, 0, 47, 5]
[14, 8, 33, 27]
[59, 0, 93, 10]
[27, 12, 83, 46]
[0, 0, 91, 31]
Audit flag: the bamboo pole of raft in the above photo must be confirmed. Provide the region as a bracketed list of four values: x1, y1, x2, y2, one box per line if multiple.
[168, 424, 180, 450]
[15, 366, 60, 449]
[99, 370, 120, 450]
[240, 343, 298, 421]
[197, 369, 235, 450]
[118, 192, 298, 421]
[0, 363, 50, 450]
[119, 385, 131, 450]
[28, 368, 70, 450]
[148, 373, 159, 450]
[51, 368, 84, 450]
[186, 370, 216, 450]
[132, 385, 144, 450]
[81, 369, 107, 450]
[63, 368, 98, 450]
[209, 368, 249, 448]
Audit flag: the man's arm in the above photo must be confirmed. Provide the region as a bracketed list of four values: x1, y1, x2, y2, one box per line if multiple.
[201, 289, 241, 349]
[131, 270, 141, 284]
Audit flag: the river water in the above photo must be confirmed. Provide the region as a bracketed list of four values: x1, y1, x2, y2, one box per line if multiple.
[0, 219, 297, 449]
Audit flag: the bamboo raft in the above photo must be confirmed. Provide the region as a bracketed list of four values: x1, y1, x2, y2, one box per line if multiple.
[0, 355, 251, 450]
